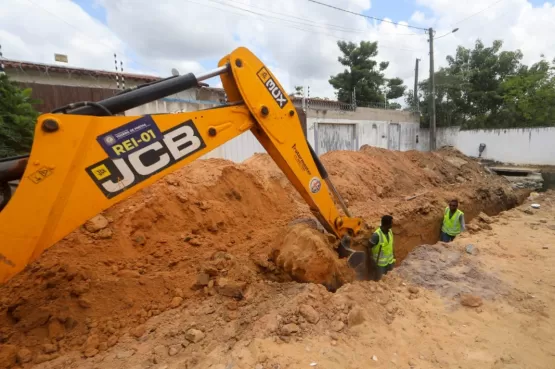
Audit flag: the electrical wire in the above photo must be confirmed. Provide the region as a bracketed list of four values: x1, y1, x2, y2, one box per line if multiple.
[185, 0, 422, 53]
[307, 0, 428, 31]
[454, 0, 508, 25]
[212, 0, 422, 36]
[434, 31, 456, 40]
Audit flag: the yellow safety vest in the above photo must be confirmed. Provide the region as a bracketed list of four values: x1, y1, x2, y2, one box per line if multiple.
[371, 227, 395, 267]
[441, 207, 464, 236]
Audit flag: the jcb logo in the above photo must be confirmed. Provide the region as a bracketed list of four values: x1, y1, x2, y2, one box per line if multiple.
[86, 120, 206, 198]
[257, 67, 288, 109]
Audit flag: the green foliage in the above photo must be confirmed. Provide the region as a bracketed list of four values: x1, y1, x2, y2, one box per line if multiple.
[408, 39, 555, 129]
[0, 74, 40, 158]
[329, 41, 406, 108]
[292, 85, 304, 97]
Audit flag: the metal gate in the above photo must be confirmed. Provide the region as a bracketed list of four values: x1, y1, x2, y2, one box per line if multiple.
[388, 123, 401, 151]
[316, 123, 357, 155]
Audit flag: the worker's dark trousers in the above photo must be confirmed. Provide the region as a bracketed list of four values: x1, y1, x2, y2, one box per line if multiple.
[440, 231, 456, 243]
[375, 263, 394, 281]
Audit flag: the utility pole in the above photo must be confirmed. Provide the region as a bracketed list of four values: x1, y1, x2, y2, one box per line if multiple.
[414, 58, 420, 113]
[428, 27, 437, 151]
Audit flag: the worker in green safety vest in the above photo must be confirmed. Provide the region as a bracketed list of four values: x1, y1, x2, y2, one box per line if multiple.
[368, 215, 395, 281]
[440, 199, 465, 243]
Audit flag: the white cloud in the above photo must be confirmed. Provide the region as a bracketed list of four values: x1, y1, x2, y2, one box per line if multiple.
[2, 0, 555, 101]
[1, 0, 127, 70]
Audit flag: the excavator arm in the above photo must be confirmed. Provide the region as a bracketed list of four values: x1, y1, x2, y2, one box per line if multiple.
[0, 47, 363, 283]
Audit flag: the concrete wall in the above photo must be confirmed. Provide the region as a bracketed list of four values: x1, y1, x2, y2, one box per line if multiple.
[306, 106, 420, 123]
[417, 126, 460, 152]
[306, 118, 420, 154]
[305, 107, 421, 154]
[202, 124, 555, 166]
[456, 127, 555, 165]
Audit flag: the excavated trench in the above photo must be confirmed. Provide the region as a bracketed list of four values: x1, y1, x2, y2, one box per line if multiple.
[265, 183, 528, 291]
[386, 187, 527, 263]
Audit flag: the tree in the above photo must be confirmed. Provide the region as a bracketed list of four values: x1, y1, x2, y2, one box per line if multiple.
[329, 40, 406, 108]
[0, 74, 40, 158]
[407, 39, 555, 129]
[499, 59, 555, 127]
[293, 85, 304, 97]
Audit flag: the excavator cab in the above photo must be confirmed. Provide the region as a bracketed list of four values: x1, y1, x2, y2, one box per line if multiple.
[0, 47, 368, 286]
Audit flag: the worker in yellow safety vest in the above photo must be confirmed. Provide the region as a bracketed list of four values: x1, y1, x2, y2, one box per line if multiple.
[440, 199, 465, 243]
[368, 215, 395, 281]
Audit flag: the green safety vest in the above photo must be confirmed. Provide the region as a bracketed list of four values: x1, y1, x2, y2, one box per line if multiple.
[371, 227, 395, 267]
[441, 207, 464, 236]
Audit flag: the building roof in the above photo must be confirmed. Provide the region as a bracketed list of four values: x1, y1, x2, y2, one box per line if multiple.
[3, 58, 160, 82]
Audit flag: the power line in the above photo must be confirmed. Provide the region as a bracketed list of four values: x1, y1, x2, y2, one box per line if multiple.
[214, 0, 371, 34]
[454, 0, 507, 25]
[214, 0, 422, 36]
[307, 0, 428, 31]
[185, 0, 422, 53]
[204, 0, 369, 35]
[205, 0, 420, 37]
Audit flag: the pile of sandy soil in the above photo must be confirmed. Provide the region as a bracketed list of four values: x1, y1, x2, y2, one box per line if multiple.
[0, 147, 525, 368]
[3, 191, 553, 369]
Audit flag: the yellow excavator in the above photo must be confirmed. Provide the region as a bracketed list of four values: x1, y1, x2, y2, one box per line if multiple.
[0, 47, 367, 285]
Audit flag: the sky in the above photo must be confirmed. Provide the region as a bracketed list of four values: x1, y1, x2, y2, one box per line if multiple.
[1, 0, 555, 101]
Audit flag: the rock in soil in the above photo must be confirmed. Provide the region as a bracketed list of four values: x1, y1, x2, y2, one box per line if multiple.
[84, 215, 109, 233]
[299, 304, 320, 324]
[281, 323, 300, 336]
[460, 294, 483, 307]
[42, 343, 57, 354]
[408, 286, 419, 294]
[168, 345, 181, 356]
[185, 329, 205, 343]
[330, 321, 345, 332]
[170, 296, 183, 309]
[130, 325, 147, 338]
[347, 307, 366, 327]
[216, 278, 246, 298]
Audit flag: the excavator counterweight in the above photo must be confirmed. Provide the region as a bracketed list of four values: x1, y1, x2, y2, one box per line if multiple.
[0, 47, 365, 284]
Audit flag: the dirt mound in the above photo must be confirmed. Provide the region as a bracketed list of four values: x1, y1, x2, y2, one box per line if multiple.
[11, 277, 418, 369]
[270, 224, 355, 291]
[0, 147, 523, 367]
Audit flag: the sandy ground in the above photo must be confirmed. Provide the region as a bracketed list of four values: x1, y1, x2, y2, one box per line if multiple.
[6, 191, 553, 369]
[0, 147, 541, 369]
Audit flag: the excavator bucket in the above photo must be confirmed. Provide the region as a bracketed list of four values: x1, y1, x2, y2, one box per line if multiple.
[271, 219, 372, 291]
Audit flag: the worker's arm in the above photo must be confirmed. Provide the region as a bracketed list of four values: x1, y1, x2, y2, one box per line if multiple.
[460, 214, 466, 232]
[0, 46, 362, 284]
[368, 233, 379, 248]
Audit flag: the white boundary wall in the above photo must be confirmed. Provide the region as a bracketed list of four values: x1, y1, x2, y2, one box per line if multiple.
[202, 125, 555, 166]
[455, 127, 555, 165]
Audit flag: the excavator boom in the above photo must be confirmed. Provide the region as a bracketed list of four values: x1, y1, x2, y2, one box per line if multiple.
[0, 47, 363, 283]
